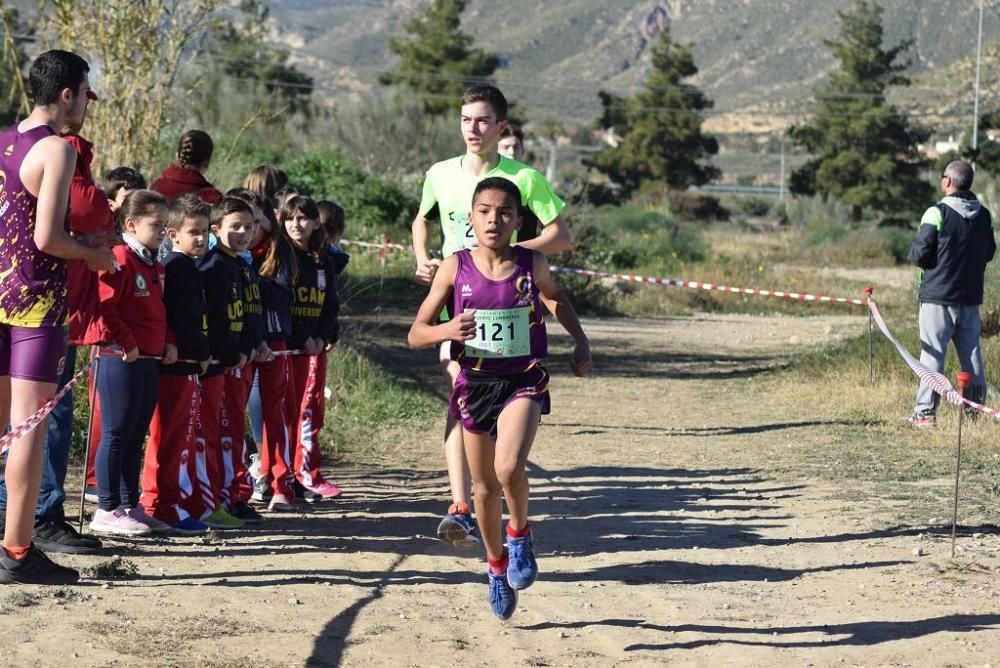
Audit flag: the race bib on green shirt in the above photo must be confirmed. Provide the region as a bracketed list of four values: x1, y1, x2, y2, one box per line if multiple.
[419, 156, 565, 257]
[466, 307, 530, 358]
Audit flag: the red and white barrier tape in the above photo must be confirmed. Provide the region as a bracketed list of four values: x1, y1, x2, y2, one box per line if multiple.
[867, 300, 1000, 420]
[0, 365, 89, 456]
[96, 347, 308, 365]
[342, 237, 870, 306]
[550, 265, 870, 306]
[342, 238, 411, 253]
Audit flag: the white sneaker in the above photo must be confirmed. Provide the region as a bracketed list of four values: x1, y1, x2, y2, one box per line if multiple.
[89, 506, 153, 536]
[126, 506, 173, 535]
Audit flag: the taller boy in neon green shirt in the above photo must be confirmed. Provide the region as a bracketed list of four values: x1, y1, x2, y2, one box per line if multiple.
[411, 85, 571, 547]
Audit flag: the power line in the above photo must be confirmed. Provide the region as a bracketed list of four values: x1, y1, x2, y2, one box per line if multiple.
[220, 74, 982, 121]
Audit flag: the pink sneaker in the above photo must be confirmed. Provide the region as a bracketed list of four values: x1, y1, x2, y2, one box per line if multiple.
[306, 481, 343, 499]
[127, 506, 173, 535]
[268, 493, 294, 512]
[89, 506, 153, 536]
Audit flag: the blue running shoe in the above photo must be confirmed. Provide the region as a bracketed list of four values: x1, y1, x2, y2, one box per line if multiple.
[170, 517, 209, 536]
[437, 504, 479, 549]
[487, 569, 518, 620]
[506, 531, 538, 590]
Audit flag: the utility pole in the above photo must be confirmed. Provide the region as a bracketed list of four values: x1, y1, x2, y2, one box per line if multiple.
[972, 0, 985, 172]
[779, 134, 786, 202]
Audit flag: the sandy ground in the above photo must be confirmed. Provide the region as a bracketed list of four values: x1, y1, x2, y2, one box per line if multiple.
[2, 312, 1000, 668]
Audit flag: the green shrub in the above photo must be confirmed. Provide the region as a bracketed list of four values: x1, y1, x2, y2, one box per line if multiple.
[665, 190, 729, 222]
[284, 151, 417, 239]
[738, 196, 772, 217]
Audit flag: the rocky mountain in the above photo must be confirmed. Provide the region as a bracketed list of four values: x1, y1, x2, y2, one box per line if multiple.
[266, 0, 1000, 137]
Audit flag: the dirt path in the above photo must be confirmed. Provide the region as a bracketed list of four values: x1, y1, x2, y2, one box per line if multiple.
[3, 313, 1000, 667]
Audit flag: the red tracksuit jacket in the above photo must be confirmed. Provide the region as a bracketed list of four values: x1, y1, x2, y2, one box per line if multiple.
[65, 134, 116, 346]
[96, 238, 167, 356]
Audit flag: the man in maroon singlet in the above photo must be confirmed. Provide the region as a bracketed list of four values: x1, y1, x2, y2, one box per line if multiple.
[0, 50, 116, 584]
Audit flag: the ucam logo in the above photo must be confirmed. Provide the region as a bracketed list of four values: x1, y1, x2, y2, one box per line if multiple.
[461, 283, 473, 296]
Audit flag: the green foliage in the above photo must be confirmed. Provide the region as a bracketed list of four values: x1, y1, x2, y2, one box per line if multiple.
[737, 197, 773, 217]
[790, 0, 932, 221]
[0, 8, 30, 127]
[208, 0, 314, 117]
[663, 190, 729, 222]
[321, 344, 439, 458]
[379, 0, 499, 116]
[283, 152, 417, 239]
[589, 26, 719, 200]
[312, 91, 462, 182]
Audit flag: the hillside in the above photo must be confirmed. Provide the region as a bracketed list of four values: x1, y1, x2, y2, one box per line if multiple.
[267, 0, 1000, 136]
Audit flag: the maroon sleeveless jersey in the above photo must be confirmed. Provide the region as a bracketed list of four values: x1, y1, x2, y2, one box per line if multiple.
[0, 124, 70, 327]
[451, 246, 547, 374]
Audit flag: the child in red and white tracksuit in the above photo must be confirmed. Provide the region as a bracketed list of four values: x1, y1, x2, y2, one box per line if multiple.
[198, 196, 255, 528]
[275, 195, 342, 500]
[139, 194, 213, 535]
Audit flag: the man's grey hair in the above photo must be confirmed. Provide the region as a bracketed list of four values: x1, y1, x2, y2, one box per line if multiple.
[944, 160, 974, 191]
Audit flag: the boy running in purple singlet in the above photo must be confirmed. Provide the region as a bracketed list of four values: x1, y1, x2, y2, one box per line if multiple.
[0, 50, 117, 584]
[408, 177, 591, 620]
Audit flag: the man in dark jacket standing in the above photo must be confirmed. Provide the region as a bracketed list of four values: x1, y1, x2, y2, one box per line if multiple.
[907, 160, 996, 426]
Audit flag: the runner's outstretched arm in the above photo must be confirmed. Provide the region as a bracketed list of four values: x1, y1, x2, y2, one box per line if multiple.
[534, 251, 591, 377]
[412, 214, 441, 285]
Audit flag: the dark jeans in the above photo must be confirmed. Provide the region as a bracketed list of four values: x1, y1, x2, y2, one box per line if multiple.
[95, 356, 159, 511]
[0, 344, 77, 522]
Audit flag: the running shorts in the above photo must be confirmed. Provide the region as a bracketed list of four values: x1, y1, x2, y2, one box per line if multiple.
[449, 365, 550, 440]
[0, 324, 68, 384]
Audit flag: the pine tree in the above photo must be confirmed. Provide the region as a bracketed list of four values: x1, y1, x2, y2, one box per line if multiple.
[590, 27, 719, 199]
[789, 0, 931, 221]
[379, 0, 499, 116]
[210, 0, 314, 117]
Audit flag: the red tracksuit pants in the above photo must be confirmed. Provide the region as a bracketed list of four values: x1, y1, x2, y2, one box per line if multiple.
[222, 368, 253, 505]
[198, 374, 225, 513]
[140, 373, 211, 523]
[255, 341, 296, 498]
[289, 353, 328, 488]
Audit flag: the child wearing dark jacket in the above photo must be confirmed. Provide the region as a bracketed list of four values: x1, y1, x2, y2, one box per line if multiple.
[139, 194, 213, 535]
[280, 196, 342, 501]
[197, 196, 253, 529]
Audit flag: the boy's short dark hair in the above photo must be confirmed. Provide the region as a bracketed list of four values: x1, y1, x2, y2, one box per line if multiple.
[472, 177, 522, 214]
[168, 193, 211, 230]
[317, 200, 346, 238]
[500, 124, 523, 141]
[211, 196, 253, 228]
[104, 167, 147, 203]
[461, 85, 508, 122]
[29, 50, 90, 106]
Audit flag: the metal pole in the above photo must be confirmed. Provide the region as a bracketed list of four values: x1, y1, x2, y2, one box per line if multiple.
[951, 370, 973, 559]
[865, 287, 874, 385]
[972, 0, 985, 172]
[779, 135, 786, 202]
[78, 348, 100, 532]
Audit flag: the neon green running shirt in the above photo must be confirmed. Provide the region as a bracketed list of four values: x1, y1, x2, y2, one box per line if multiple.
[418, 155, 565, 257]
